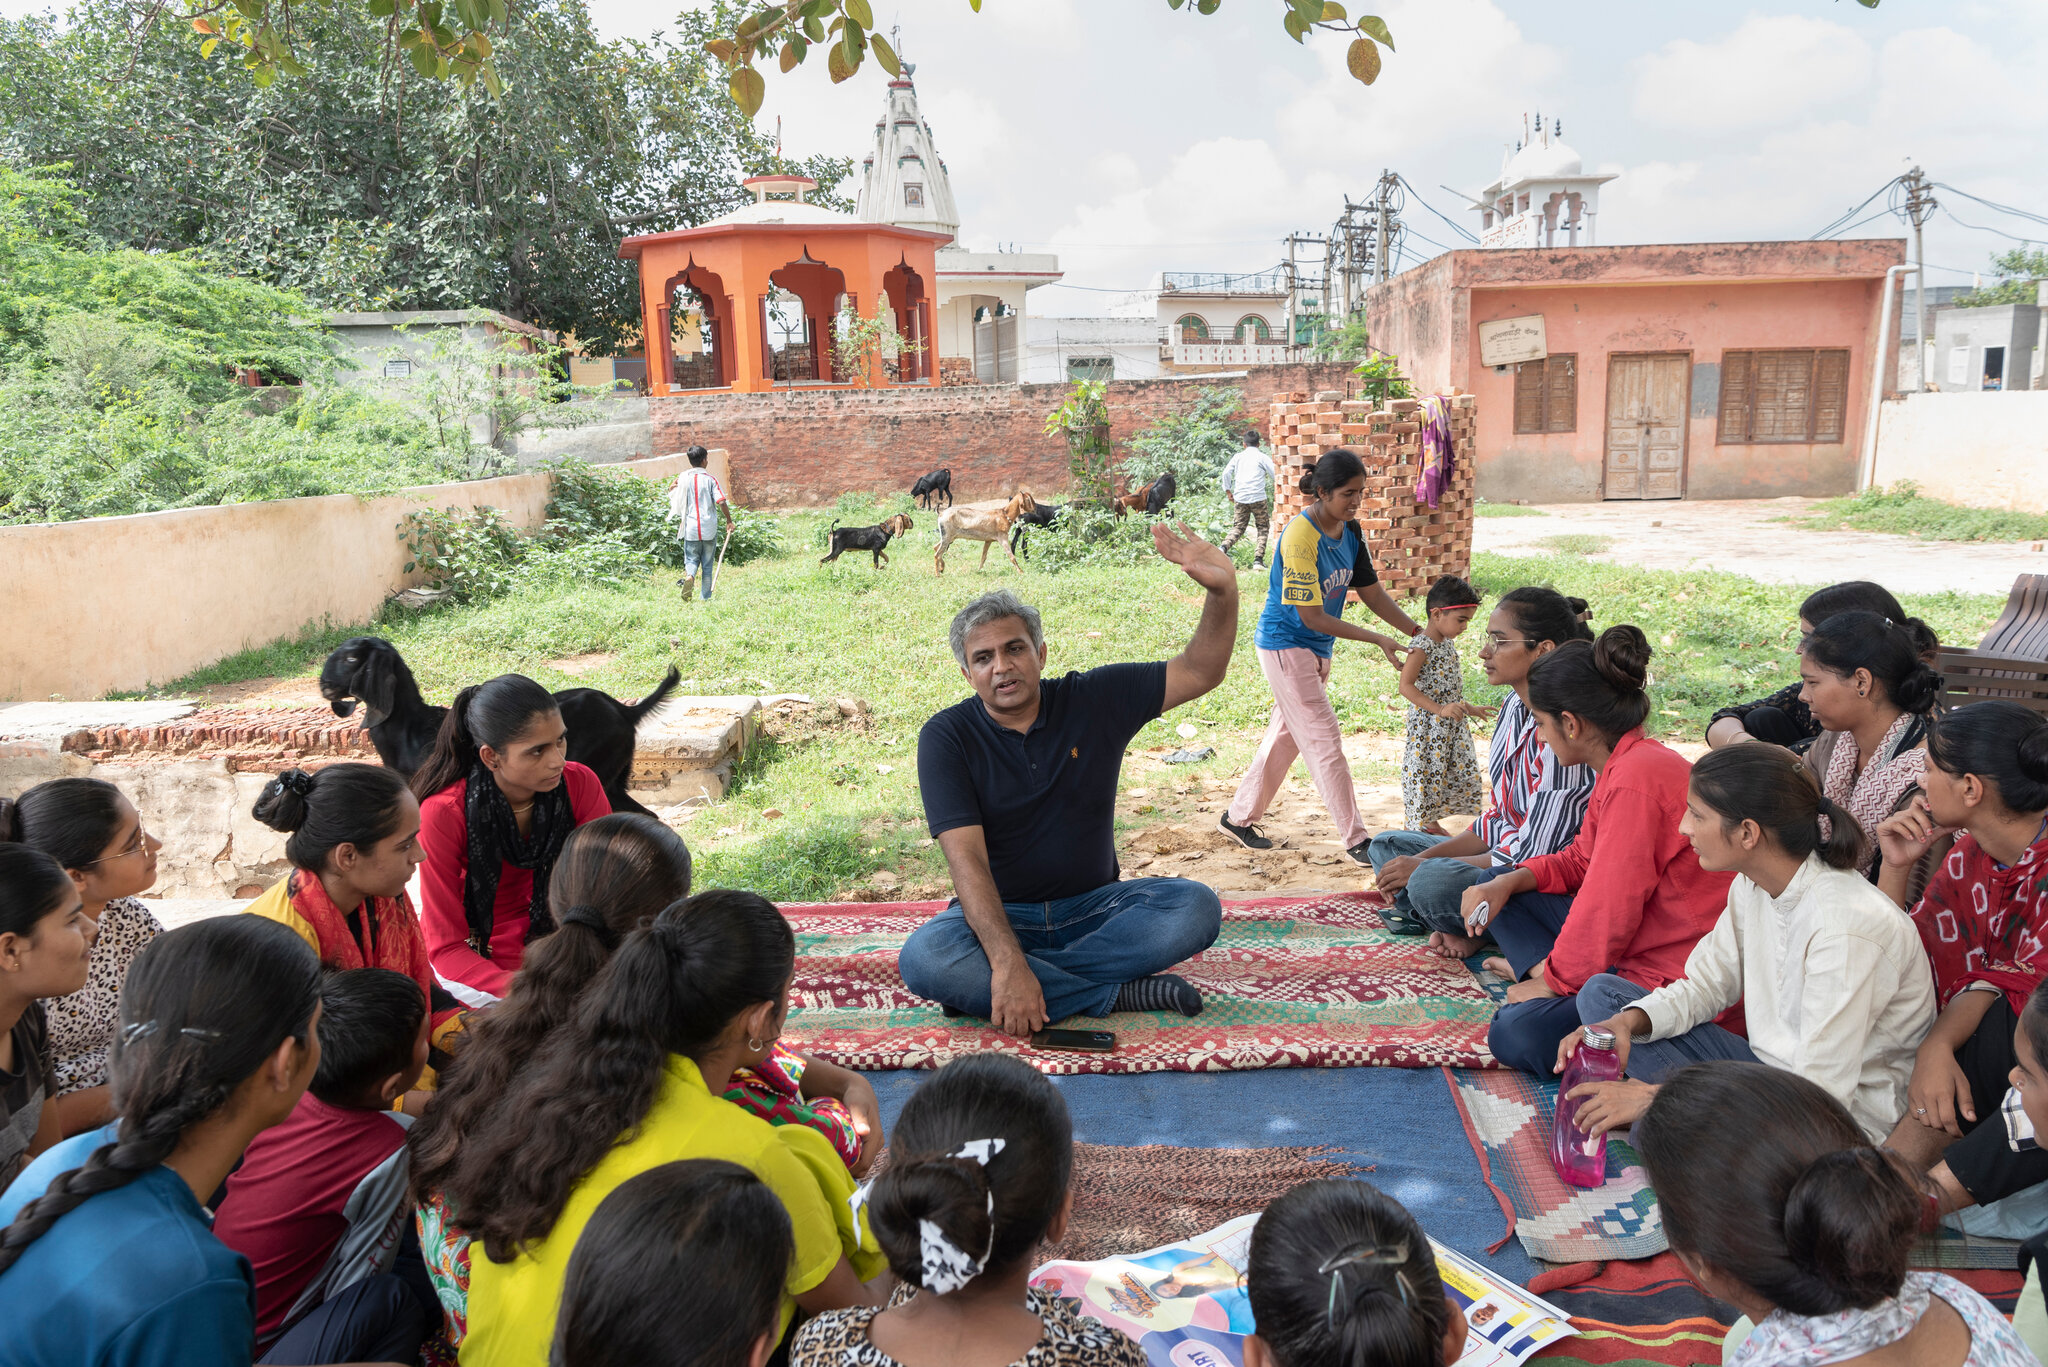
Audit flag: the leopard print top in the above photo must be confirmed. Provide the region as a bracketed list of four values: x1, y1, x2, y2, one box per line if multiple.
[790, 1285, 1144, 1367]
[43, 897, 161, 1095]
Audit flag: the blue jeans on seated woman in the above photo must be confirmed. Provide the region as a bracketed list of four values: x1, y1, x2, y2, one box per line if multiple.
[897, 877, 1224, 1022]
[1574, 973, 1756, 1080]
[1363, 831, 1500, 936]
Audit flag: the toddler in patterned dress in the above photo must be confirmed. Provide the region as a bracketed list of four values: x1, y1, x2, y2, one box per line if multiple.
[791, 1053, 1144, 1367]
[1398, 576, 1492, 835]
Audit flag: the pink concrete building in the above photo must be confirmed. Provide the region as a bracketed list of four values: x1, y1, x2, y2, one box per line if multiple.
[1364, 239, 1906, 502]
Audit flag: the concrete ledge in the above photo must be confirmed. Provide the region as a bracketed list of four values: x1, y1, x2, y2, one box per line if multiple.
[3, 695, 763, 898]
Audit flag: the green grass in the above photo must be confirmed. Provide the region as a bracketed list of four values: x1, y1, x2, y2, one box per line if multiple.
[130, 512, 2002, 901]
[1474, 500, 1548, 518]
[1796, 482, 2048, 543]
[1534, 533, 1615, 557]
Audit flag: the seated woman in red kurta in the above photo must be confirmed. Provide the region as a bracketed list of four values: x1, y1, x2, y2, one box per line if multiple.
[1452, 626, 1736, 1074]
[1875, 701, 2048, 1220]
[410, 674, 611, 1007]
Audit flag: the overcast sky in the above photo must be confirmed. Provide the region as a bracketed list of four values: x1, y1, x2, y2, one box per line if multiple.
[635, 0, 2048, 314]
[10, 0, 2043, 314]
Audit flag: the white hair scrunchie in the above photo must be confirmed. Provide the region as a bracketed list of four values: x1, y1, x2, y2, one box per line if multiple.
[850, 1137, 1009, 1294]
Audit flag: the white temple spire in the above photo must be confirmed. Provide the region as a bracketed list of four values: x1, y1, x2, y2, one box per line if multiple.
[854, 60, 960, 243]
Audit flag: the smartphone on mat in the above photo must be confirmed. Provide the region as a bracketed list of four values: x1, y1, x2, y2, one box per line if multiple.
[1031, 1028, 1116, 1052]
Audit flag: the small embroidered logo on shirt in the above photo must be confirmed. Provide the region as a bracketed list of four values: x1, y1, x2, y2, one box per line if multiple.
[1071, 747, 1079, 758]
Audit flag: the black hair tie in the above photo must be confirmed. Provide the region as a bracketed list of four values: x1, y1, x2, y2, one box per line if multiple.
[556, 905, 618, 950]
[279, 770, 315, 797]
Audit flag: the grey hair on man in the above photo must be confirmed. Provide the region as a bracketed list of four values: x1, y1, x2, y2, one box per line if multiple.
[949, 590, 1044, 667]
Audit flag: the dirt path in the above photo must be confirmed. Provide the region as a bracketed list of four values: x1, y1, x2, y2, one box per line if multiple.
[1476, 497, 2038, 597]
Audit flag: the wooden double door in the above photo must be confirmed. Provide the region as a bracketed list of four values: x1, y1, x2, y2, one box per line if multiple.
[1604, 352, 1688, 500]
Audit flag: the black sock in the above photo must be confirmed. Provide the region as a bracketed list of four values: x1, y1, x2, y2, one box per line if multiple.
[1113, 973, 1203, 1017]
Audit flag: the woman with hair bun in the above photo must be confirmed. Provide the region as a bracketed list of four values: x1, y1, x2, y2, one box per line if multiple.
[1798, 610, 1945, 882]
[1453, 626, 1735, 1074]
[1873, 701, 2048, 1222]
[409, 674, 612, 1006]
[247, 763, 459, 1057]
[1637, 1061, 2033, 1367]
[1553, 744, 1934, 1142]
[791, 1052, 1139, 1367]
[1221, 448, 1422, 864]
[0, 779, 163, 1137]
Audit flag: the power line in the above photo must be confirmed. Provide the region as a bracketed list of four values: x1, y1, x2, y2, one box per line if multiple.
[1932, 183, 2048, 230]
[1394, 174, 1479, 244]
[1809, 181, 1897, 239]
[1940, 205, 2038, 245]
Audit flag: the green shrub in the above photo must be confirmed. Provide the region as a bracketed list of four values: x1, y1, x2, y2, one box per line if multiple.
[399, 504, 525, 603]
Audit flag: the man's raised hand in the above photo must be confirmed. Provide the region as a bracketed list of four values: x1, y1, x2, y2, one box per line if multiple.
[1153, 522, 1236, 595]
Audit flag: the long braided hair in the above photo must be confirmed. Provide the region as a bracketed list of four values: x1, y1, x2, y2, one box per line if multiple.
[0, 916, 320, 1276]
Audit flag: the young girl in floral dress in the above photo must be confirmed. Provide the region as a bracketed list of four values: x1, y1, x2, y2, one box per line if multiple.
[1399, 576, 1492, 835]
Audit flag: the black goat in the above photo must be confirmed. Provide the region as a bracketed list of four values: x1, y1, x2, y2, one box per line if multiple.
[1144, 469, 1178, 516]
[821, 513, 914, 568]
[909, 468, 953, 510]
[1008, 501, 1064, 559]
[318, 637, 681, 818]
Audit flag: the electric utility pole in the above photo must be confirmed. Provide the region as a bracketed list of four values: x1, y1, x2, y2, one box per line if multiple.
[1374, 169, 1399, 284]
[1901, 166, 1936, 391]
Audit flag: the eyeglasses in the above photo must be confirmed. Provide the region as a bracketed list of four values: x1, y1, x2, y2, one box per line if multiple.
[1483, 634, 1541, 649]
[84, 825, 152, 865]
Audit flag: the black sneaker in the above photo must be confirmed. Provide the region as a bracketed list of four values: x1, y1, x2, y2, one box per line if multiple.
[1217, 814, 1273, 849]
[1345, 838, 1375, 865]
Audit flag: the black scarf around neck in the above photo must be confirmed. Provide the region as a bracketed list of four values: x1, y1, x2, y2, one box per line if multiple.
[462, 759, 573, 957]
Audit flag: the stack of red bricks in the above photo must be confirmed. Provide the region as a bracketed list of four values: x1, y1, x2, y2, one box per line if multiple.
[1268, 390, 1477, 600]
[59, 706, 375, 773]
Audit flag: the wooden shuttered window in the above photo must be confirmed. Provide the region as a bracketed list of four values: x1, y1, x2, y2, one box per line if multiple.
[1513, 353, 1577, 433]
[1717, 348, 1851, 443]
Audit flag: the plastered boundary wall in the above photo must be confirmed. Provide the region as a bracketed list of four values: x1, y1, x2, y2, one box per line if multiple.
[1872, 391, 2048, 514]
[1, 453, 707, 702]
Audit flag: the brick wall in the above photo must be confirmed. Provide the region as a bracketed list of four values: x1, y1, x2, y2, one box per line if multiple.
[1270, 391, 1476, 599]
[650, 362, 1356, 507]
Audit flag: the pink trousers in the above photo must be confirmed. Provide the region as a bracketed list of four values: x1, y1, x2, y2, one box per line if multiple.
[1227, 646, 1368, 849]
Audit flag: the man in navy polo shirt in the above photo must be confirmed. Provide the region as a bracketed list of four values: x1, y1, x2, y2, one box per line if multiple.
[900, 523, 1239, 1037]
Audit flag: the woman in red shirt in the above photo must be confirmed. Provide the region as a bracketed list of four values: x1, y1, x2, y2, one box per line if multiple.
[1875, 701, 2048, 1219]
[411, 674, 611, 1006]
[1455, 626, 1735, 1072]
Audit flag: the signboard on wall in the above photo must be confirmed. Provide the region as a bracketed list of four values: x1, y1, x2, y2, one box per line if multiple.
[1478, 315, 1548, 368]
[1481, 215, 1542, 249]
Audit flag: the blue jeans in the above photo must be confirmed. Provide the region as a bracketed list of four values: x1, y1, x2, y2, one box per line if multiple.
[1364, 831, 1499, 936]
[1484, 889, 1580, 1073]
[681, 537, 717, 599]
[1576, 972, 1755, 1080]
[897, 878, 1224, 1022]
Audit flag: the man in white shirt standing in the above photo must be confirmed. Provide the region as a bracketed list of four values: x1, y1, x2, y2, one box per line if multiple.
[666, 444, 729, 600]
[1217, 429, 1277, 569]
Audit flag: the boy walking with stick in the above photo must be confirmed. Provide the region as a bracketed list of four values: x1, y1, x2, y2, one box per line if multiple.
[667, 444, 729, 601]
[1218, 429, 1276, 569]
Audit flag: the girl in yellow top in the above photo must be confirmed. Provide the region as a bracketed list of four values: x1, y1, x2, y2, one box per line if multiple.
[437, 889, 886, 1367]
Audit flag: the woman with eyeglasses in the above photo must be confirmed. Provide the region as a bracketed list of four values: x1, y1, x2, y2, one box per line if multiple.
[1704, 581, 1915, 753]
[0, 780, 163, 1138]
[1366, 587, 1596, 950]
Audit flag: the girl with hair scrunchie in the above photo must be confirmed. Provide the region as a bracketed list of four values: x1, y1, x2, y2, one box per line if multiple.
[791, 1053, 1140, 1367]
[408, 674, 612, 1006]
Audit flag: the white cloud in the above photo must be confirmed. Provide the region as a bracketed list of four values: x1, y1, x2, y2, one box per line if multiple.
[1630, 15, 1873, 131]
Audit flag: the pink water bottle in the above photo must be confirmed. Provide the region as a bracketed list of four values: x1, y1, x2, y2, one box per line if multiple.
[1551, 1026, 1621, 1188]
